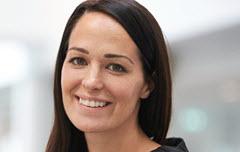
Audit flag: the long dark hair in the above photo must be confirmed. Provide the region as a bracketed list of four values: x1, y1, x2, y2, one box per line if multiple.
[46, 0, 172, 151]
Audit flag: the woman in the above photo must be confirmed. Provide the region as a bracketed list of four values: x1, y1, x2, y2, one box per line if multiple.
[46, 0, 189, 152]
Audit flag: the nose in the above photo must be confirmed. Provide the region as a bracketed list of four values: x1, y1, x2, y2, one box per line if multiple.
[81, 65, 104, 91]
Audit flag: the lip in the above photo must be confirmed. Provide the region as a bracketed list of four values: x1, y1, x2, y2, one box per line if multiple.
[73, 95, 112, 112]
[74, 94, 112, 103]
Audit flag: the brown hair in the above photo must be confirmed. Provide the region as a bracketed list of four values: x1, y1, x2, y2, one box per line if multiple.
[46, 0, 172, 151]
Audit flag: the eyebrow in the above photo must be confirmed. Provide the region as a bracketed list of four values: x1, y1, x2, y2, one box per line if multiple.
[68, 47, 134, 64]
[68, 47, 89, 54]
[104, 54, 134, 64]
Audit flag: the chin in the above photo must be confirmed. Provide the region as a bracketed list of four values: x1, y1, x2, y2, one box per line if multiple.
[73, 121, 113, 133]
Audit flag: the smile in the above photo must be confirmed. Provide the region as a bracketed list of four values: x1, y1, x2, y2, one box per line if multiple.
[76, 96, 110, 108]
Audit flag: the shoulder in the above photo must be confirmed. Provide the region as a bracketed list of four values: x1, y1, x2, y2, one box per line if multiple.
[151, 138, 189, 152]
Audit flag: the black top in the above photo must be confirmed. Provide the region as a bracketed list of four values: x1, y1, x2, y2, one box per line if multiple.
[151, 138, 189, 152]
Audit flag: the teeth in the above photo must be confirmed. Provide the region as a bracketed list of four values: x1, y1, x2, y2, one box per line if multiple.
[78, 98, 108, 108]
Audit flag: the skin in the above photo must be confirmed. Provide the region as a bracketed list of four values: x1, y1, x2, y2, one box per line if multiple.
[61, 12, 160, 152]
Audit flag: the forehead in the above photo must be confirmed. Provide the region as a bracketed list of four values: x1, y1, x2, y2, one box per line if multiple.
[68, 12, 140, 58]
[71, 11, 128, 39]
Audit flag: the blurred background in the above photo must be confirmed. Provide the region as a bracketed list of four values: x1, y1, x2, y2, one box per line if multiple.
[0, 0, 240, 151]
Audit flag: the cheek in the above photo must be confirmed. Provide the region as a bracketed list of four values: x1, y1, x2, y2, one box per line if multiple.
[61, 65, 84, 121]
[106, 76, 144, 103]
[61, 65, 81, 98]
[61, 66, 71, 95]
[106, 77, 144, 126]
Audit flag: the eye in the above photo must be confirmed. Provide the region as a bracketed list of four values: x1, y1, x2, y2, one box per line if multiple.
[107, 64, 127, 73]
[68, 57, 87, 66]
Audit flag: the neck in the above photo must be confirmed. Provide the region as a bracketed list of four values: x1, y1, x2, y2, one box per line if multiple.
[84, 116, 160, 152]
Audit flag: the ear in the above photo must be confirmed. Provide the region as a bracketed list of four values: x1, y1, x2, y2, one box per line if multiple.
[140, 79, 154, 99]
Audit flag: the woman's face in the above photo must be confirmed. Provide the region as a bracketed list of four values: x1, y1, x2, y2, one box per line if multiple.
[61, 12, 150, 133]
